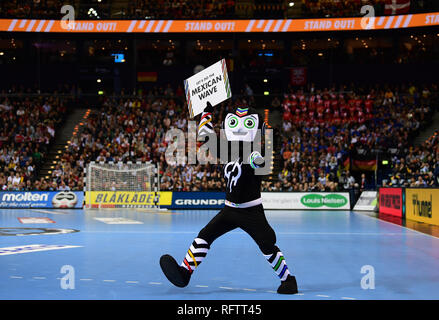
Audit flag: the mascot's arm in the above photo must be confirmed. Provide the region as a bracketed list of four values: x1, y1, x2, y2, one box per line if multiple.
[197, 102, 215, 138]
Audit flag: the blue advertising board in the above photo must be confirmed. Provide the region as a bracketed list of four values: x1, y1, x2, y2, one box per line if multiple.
[169, 192, 225, 209]
[0, 191, 84, 209]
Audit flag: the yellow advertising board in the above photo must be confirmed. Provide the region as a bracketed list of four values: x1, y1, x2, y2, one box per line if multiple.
[405, 188, 439, 226]
[85, 191, 172, 208]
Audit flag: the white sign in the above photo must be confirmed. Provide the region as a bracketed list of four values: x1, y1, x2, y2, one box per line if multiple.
[93, 217, 143, 224]
[184, 59, 232, 118]
[261, 192, 351, 210]
[18, 217, 55, 224]
[353, 191, 377, 211]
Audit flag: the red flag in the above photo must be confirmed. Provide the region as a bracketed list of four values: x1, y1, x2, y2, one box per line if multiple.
[290, 67, 307, 86]
[384, 0, 410, 15]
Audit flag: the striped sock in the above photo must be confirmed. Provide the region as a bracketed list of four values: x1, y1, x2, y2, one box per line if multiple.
[180, 238, 210, 274]
[263, 246, 291, 281]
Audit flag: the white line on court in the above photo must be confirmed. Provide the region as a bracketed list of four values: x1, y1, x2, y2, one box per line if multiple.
[354, 212, 439, 240]
[31, 209, 70, 215]
[6, 273, 356, 299]
[79, 230, 421, 236]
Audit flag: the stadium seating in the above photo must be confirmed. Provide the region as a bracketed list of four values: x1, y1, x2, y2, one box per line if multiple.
[0, 91, 67, 190]
[1, 82, 436, 192]
[56, 91, 229, 191]
[384, 130, 438, 187]
[274, 83, 438, 192]
[1, 0, 437, 19]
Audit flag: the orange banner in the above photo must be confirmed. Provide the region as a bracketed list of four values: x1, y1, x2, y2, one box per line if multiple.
[0, 12, 438, 33]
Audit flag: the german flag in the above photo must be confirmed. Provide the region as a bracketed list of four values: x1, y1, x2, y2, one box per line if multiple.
[352, 159, 377, 171]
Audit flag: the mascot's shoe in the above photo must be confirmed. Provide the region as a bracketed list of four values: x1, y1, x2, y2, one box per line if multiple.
[160, 254, 191, 288]
[277, 275, 298, 294]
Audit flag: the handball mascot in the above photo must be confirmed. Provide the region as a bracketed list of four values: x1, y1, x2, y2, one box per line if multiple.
[160, 102, 298, 294]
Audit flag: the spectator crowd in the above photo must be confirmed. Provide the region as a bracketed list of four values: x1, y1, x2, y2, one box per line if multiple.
[385, 130, 439, 187]
[269, 82, 438, 192]
[52, 86, 251, 192]
[126, 0, 236, 19]
[302, 0, 437, 18]
[1, 0, 438, 20]
[0, 92, 67, 191]
[0, 82, 437, 192]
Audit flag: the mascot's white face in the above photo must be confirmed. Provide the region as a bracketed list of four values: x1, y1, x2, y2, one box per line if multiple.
[224, 107, 260, 142]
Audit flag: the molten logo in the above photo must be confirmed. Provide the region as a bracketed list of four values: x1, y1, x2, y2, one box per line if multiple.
[1, 192, 48, 202]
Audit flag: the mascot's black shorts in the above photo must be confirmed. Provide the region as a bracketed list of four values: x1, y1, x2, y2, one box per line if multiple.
[198, 204, 277, 255]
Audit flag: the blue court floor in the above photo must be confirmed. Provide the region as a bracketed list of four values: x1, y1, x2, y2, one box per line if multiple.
[1, 208, 439, 300]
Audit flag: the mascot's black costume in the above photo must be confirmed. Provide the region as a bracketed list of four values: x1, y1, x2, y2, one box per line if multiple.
[160, 103, 298, 294]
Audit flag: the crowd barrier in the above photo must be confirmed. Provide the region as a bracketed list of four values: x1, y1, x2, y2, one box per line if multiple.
[7, 189, 434, 225]
[2, 189, 435, 227]
[379, 187, 438, 226]
[0, 190, 354, 210]
[84, 191, 351, 210]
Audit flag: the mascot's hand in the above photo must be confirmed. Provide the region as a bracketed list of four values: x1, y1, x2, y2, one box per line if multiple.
[204, 101, 214, 113]
[249, 151, 265, 169]
[198, 101, 215, 139]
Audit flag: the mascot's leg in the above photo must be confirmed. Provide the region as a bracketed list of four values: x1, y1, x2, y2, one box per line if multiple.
[160, 208, 236, 288]
[160, 237, 209, 288]
[239, 205, 298, 294]
[159, 254, 191, 288]
[263, 246, 298, 294]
